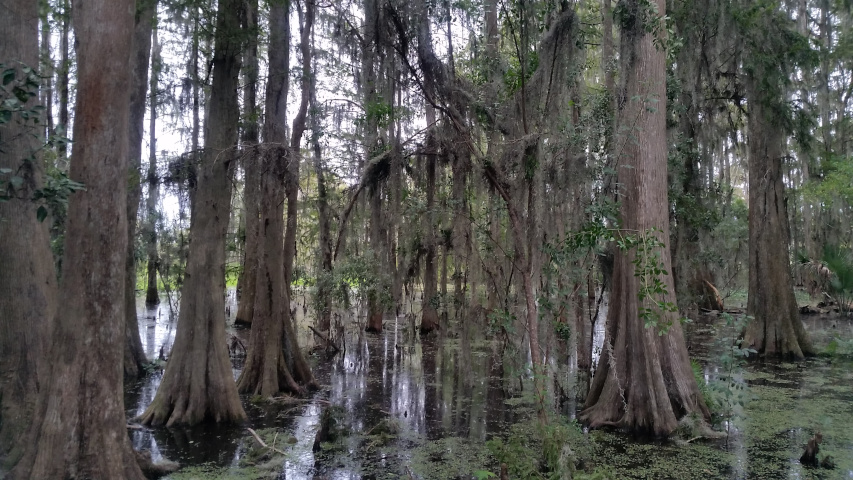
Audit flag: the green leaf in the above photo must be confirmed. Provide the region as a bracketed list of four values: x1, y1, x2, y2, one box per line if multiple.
[36, 205, 48, 222]
[473, 471, 497, 480]
[2, 68, 15, 85]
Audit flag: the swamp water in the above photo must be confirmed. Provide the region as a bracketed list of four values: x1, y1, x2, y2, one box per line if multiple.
[126, 293, 853, 479]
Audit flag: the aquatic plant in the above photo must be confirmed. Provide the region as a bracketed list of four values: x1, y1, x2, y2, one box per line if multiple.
[706, 313, 754, 438]
[484, 417, 590, 479]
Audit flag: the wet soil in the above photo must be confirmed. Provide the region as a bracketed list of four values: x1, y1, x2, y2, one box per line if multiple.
[126, 292, 853, 479]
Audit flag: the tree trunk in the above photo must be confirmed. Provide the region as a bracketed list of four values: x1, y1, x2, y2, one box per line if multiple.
[422, 150, 441, 333]
[366, 186, 386, 332]
[742, 76, 813, 358]
[124, 0, 157, 379]
[137, 0, 247, 426]
[237, 0, 316, 396]
[418, 4, 440, 334]
[580, 0, 709, 436]
[0, 1, 56, 469]
[362, 0, 385, 333]
[451, 153, 470, 317]
[235, 0, 260, 326]
[39, 3, 53, 138]
[10, 0, 146, 476]
[57, 0, 70, 164]
[145, 26, 161, 305]
[311, 78, 333, 331]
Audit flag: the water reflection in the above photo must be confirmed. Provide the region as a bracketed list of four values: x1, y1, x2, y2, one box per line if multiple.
[127, 292, 853, 479]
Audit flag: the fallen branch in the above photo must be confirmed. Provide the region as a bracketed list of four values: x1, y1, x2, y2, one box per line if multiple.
[247, 428, 287, 456]
[309, 325, 340, 354]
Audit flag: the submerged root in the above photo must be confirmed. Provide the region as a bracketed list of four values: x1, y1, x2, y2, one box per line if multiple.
[134, 450, 180, 479]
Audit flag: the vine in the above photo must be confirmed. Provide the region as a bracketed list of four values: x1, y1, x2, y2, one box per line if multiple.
[562, 219, 687, 334]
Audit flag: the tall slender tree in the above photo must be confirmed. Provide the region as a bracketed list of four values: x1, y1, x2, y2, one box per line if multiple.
[738, 2, 814, 358]
[138, 0, 247, 426]
[237, 0, 316, 396]
[235, 0, 260, 326]
[124, 0, 158, 379]
[10, 0, 147, 475]
[144, 24, 161, 305]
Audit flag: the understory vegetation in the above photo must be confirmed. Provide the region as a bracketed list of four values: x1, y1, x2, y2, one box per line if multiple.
[2, 0, 853, 477]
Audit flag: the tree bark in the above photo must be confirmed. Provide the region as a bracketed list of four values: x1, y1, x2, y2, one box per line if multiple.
[124, 0, 157, 379]
[366, 185, 386, 332]
[56, 0, 70, 163]
[10, 0, 146, 476]
[0, 0, 56, 469]
[237, 0, 316, 396]
[137, 0, 247, 426]
[362, 0, 385, 333]
[418, 3, 440, 334]
[580, 0, 709, 436]
[144, 25, 161, 305]
[451, 152, 470, 317]
[39, 2, 53, 138]
[235, 0, 260, 326]
[310, 63, 333, 331]
[742, 75, 813, 358]
[422, 150, 441, 333]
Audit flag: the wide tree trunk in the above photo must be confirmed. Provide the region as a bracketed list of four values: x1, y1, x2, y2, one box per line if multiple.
[0, 1, 56, 469]
[580, 0, 709, 437]
[124, 0, 157, 380]
[237, 147, 311, 395]
[742, 76, 813, 358]
[137, 0, 247, 426]
[10, 0, 146, 476]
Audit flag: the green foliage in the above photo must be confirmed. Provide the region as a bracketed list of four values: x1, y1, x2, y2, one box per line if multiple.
[705, 313, 755, 426]
[820, 245, 853, 312]
[473, 470, 497, 480]
[485, 418, 588, 480]
[732, 0, 816, 139]
[1, 63, 73, 210]
[503, 51, 539, 94]
[824, 335, 853, 357]
[320, 253, 393, 312]
[0, 62, 43, 129]
[487, 308, 516, 337]
[804, 153, 853, 205]
[691, 359, 715, 412]
[32, 166, 85, 222]
[560, 221, 685, 334]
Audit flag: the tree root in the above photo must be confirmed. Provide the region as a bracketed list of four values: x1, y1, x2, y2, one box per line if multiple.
[134, 450, 180, 479]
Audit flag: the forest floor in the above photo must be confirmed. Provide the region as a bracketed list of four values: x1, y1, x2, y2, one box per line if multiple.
[125, 290, 853, 479]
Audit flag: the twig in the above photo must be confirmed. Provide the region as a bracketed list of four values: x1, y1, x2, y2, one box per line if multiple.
[247, 428, 287, 456]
